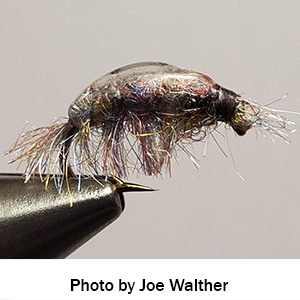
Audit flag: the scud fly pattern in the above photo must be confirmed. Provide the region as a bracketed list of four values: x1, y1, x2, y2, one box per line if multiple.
[5, 62, 298, 193]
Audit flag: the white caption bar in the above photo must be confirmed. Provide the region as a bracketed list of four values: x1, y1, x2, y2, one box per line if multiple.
[0, 259, 299, 299]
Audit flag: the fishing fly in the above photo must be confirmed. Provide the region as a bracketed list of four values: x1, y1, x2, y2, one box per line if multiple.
[6, 62, 298, 192]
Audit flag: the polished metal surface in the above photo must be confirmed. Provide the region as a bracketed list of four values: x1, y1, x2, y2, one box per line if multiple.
[0, 174, 124, 258]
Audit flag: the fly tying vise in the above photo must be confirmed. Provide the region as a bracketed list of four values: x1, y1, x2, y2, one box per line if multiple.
[5, 62, 298, 191]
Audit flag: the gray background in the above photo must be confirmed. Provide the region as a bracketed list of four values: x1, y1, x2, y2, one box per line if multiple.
[1, 0, 299, 258]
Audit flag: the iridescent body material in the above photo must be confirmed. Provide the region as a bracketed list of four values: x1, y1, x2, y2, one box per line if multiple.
[6, 62, 297, 189]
